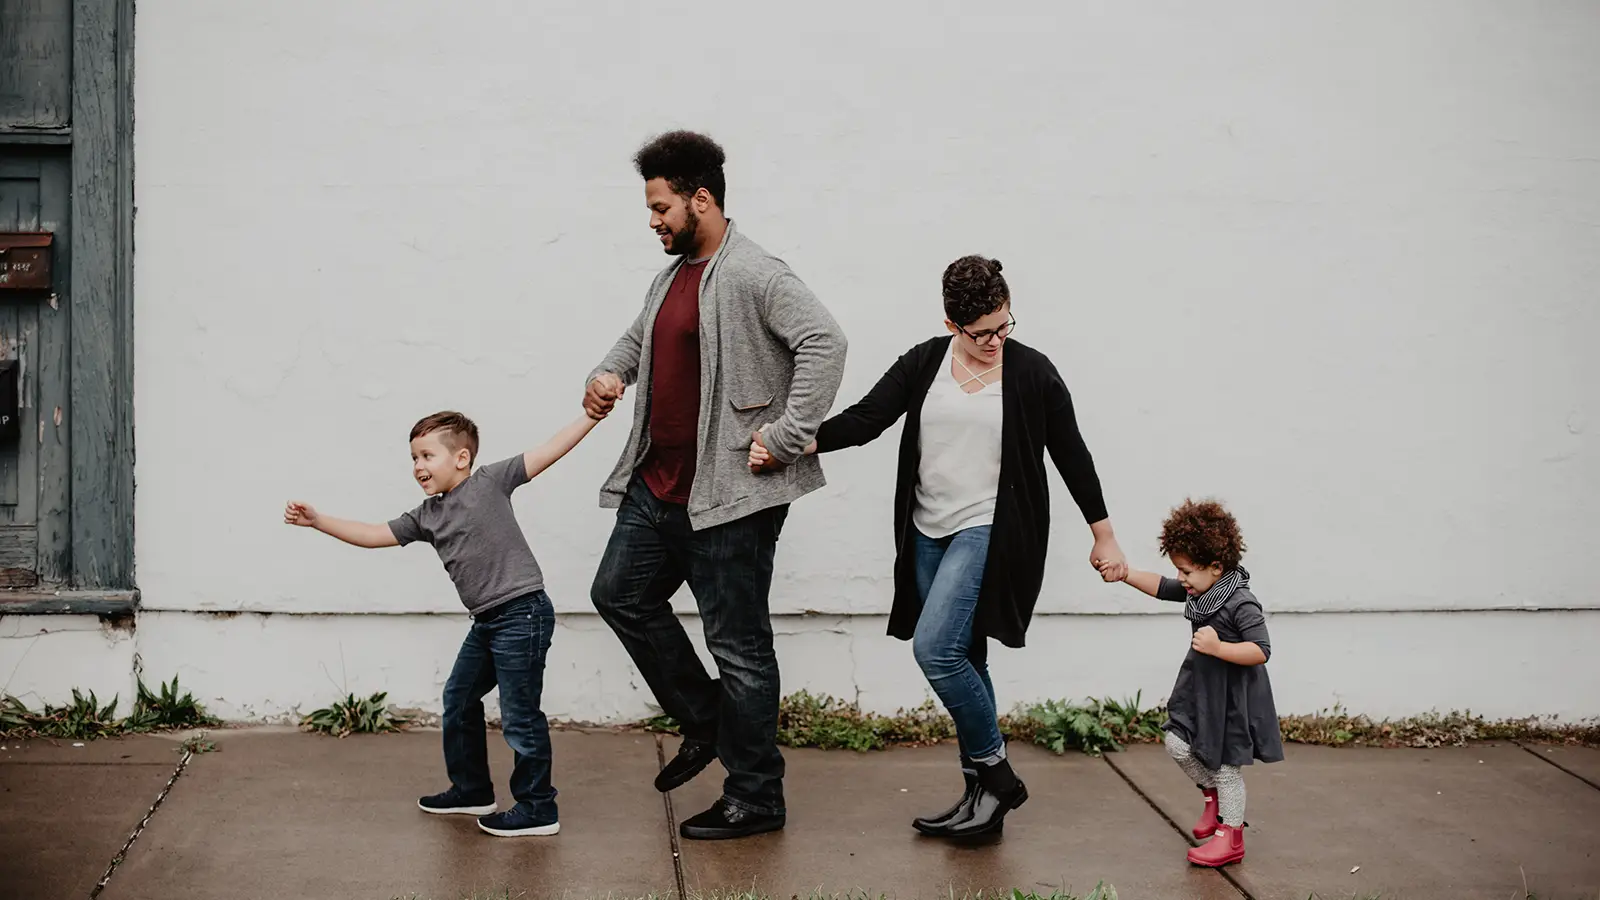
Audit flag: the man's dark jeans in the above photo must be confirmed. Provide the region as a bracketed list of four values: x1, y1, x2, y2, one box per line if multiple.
[592, 476, 789, 815]
[441, 591, 557, 821]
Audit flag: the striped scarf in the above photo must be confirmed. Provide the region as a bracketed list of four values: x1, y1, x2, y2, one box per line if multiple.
[1185, 566, 1249, 624]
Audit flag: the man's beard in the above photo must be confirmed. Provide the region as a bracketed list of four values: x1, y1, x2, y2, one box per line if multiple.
[666, 209, 701, 256]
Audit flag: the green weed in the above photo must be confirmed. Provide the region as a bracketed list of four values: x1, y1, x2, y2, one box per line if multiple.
[300, 691, 409, 738]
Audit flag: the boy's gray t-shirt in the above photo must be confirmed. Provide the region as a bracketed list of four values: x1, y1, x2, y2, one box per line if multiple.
[387, 455, 544, 616]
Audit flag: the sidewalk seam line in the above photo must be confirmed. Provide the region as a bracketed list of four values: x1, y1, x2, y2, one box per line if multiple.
[87, 747, 195, 899]
[1514, 741, 1600, 792]
[656, 734, 688, 900]
[1100, 753, 1254, 900]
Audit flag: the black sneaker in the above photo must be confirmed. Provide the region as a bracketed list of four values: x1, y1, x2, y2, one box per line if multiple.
[679, 798, 784, 840]
[477, 804, 560, 837]
[654, 738, 718, 792]
[417, 787, 496, 816]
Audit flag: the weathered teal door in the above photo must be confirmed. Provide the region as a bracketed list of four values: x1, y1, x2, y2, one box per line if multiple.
[1, 0, 134, 606]
[0, 154, 72, 587]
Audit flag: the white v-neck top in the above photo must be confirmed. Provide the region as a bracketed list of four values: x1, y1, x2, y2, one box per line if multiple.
[912, 339, 1004, 539]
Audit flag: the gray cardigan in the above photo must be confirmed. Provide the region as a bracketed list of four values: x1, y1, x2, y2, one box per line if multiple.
[588, 221, 848, 530]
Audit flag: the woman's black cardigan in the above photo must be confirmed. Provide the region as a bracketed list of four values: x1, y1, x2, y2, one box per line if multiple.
[815, 337, 1109, 648]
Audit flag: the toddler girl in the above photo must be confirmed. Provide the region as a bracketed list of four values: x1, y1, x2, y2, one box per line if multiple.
[1103, 498, 1283, 867]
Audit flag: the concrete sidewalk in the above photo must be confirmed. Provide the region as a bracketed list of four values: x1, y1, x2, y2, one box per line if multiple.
[2, 729, 1598, 900]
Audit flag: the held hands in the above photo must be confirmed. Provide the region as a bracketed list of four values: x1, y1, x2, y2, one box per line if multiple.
[1090, 536, 1128, 583]
[1191, 625, 1222, 657]
[747, 429, 786, 474]
[748, 430, 820, 473]
[284, 501, 318, 527]
[584, 374, 626, 421]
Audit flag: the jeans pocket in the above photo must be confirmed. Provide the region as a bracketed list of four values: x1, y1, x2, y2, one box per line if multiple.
[491, 605, 547, 673]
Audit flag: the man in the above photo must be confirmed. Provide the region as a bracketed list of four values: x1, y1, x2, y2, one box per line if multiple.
[585, 130, 847, 840]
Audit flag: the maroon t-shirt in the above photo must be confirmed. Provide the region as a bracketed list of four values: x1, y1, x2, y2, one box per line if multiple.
[640, 259, 708, 504]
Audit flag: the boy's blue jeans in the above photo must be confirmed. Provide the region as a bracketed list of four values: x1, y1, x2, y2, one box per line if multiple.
[912, 525, 1004, 762]
[441, 590, 557, 820]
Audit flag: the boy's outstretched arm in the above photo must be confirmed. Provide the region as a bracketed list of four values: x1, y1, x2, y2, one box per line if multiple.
[522, 413, 602, 481]
[284, 502, 399, 548]
[1102, 564, 1169, 599]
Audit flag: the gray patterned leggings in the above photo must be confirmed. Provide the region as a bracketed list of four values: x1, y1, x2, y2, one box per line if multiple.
[1165, 731, 1246, 826]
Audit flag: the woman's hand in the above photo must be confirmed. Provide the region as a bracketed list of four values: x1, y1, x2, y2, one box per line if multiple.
[748, 430, 817, 473]
[748, 431, 784, 473]
[1191, 625, 1222, 657]
[1090, 533, 1127, 582]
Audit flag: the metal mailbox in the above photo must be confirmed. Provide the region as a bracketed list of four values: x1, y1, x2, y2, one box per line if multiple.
[0, 360, 17, 442]
[0, 232, 54, 290]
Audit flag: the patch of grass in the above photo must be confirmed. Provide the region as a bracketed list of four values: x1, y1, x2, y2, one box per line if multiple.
[180, 731, 218, 754]
[778, 691, 957, 751]
[641, 713, 680, 735]
[127, 675, 222, 732]
[0, 676, 221, 741]
[1279, 705, 1600, 750]
[1003, 692, 1167, 757]
[300, 691, 409, 738]
[393, 886, 1118, 900]
[636, 691, 1599, 757]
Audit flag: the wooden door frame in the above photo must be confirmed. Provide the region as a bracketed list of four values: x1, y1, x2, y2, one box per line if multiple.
[0, 0, 136, 614]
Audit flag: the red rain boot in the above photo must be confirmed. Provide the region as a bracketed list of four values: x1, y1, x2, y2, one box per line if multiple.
[1191, 788, 1219, 839]
[1187, 822, 1245, 867]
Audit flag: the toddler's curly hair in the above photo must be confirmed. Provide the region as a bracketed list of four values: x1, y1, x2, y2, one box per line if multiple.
[1159, 499, 1246, 571]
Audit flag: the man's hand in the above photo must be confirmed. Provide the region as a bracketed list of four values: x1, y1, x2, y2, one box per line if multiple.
[1090, 534, 1128, 583]
[584, 374, 626, 420]
[1191, 625, 1222, 657]
[748, 430, 787, 474]
[284, 501, 318, 527]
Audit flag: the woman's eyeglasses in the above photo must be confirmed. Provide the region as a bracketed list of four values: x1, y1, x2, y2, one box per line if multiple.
[958, 314, 1016, 345]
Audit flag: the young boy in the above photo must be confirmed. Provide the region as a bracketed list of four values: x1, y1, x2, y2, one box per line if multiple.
[284, 409, 600, 837]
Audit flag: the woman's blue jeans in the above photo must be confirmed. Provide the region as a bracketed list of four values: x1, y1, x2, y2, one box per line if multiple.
[912, 525, 1003, 762]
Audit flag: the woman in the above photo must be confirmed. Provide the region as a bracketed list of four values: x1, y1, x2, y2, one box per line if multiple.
[749, 255, 1127, 838]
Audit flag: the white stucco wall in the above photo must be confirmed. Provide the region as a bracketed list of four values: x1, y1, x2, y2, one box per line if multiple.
[56, 0, 1596, 721]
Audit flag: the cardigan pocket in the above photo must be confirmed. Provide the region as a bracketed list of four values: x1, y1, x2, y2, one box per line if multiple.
[726, 393, 776, 449]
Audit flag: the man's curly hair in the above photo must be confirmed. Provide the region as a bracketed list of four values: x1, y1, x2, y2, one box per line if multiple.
[942, 255, 1010, 326]
[1159, 499, 1247, 571]
[634, 130, 727, 209]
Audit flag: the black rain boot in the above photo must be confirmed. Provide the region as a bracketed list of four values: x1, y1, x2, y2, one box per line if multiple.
[943, 756, 1028, 839]
[913, 756, 979, 835]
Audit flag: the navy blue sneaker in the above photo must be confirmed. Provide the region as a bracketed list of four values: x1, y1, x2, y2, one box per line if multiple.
[478, 804, 560, 837]
[417, 786, 496, 816]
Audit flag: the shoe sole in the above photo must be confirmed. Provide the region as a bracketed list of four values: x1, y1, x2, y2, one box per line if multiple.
[478, 820, 561, 837]
[654, 755, 718, 793]
[679, 820, 785, 841]
[418, 801, 497, 816]
[1187, 852, 1243, 867]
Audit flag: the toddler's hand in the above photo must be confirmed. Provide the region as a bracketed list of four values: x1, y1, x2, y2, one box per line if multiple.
[284, 501, 318, 527]
[1096, 560, 1126, 582]
[1191, 625, 1221, 656]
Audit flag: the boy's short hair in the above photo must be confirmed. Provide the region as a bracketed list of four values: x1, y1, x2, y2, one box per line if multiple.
[1159, 498, 1246, 571]
[410, 411, 480, 464]
[942, 255, 1010, 326]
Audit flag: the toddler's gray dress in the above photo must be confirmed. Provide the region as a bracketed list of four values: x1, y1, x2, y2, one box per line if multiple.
[1159, 576, 1285, 771]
